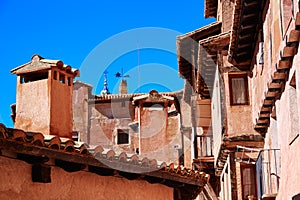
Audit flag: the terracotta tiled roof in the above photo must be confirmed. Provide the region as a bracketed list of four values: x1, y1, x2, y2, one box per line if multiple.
[89, 90, 183, 102]
[10, 54, 79, 77]
[0, 123, 209, 198]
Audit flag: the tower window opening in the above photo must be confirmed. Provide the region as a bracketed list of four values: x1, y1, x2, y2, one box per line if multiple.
[59, 73, 65, 84]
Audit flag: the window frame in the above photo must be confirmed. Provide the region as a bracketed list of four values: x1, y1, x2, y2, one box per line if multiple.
[228, 73, 249, 106]
[240, 163, 257, 200]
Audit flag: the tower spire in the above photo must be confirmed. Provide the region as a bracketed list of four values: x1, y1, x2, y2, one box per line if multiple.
[100, 71, 110, 95]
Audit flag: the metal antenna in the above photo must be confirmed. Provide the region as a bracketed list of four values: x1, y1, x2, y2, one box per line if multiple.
[137, 41, 140, 93]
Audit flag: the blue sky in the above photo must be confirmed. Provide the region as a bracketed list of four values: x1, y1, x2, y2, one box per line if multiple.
[0, 0, 214, 127]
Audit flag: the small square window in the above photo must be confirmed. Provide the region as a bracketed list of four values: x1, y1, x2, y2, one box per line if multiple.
[117, 129, 129, 144]
[72, 131, 79, 142]
[229, 73, 249, 105]
[121, 101, 126, 107]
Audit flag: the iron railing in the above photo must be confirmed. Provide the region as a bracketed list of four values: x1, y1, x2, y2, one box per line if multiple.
[256, 149, 281, 200]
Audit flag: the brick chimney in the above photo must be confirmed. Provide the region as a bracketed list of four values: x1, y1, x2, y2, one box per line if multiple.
[11, 54, 79, 138]
[119, 79, 128, 94]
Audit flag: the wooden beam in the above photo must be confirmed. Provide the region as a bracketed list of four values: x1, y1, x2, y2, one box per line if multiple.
[269, 82, 284, 90]
[259, 112, 270, 118]
[266, 91, 277, 99]
[224, 141, 264, 149]
[282, 46, 297, 57]
[288, 30, 300, 44]
[273, 72, 287, 81]
[295, 12, 300, 27]
[263, 99, 274, 106]
[277, 60, 292, 70]
[261, 106, 272, 113]
[257, 118, 270, 124]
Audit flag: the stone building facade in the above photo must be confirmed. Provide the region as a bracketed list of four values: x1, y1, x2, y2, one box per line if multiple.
[6, 54, 212, 200]
[177, 0, 300, 199]
[73, 81, 184, 165]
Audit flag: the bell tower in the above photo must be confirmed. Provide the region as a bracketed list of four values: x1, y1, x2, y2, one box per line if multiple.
[11, 54, 79, 138]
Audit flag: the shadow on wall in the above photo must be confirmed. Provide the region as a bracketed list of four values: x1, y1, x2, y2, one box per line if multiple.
[293, 194, 300, 200]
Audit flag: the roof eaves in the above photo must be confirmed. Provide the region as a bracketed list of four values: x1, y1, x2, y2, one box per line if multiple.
[228, 0, 243, 64]
[0, 123, 210, 190]
[177, 21, 221, 41]
[10, 61, 32, 74]
[204, 0, 218, 18]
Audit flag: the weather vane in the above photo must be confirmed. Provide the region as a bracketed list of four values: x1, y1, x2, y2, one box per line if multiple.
[115, 68, 130, 79]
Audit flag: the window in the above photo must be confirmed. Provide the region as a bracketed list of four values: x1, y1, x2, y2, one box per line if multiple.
[67, 77, 72, 86]
[53, 71, 57, 80]
[20, 71, 48, 84]
[20, 76, 24, 84]
[258, 29, 264, 65]
[59, 73, 65, 84]
[121, 101, 126, 107]
[117, 129, 129, 144]
[72, 131, 79, 142]
[229, 73, 249, 105]
[241, 164, 257, 200]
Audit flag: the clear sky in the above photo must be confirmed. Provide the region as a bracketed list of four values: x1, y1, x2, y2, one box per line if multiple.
[0, 0, 214, 127]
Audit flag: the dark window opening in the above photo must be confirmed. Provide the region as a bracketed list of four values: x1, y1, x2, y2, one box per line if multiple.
[20, 76, 24, 84]
[229, 73, 249, 105]
[117, 129, 129, 144]
[67, 77, 72, 86]
[59, 73, 65, 84]
[72, 131, 79, 142]
[258, 29, 264, 65]
[53, 71, 57, 80]
[121, 101, 126, 107]
[20, 71, 48, 84]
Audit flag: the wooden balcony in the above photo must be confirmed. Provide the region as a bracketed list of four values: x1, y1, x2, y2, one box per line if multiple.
[193, 134, 214, 170]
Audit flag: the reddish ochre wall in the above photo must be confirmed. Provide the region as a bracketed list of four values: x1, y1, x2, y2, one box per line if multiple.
[0, 156, 173, 200]
[15, 69, 74, 138]
[73, 82, 91, 143]
[15, 78, 50, 134]
[250, 1, 300, 198]
[222, 73, 258, 137]
[140, 107, 167, 154]
[50, 69, 73, 138]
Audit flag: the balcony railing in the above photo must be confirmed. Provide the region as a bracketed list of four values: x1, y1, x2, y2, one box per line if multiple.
[194, 135, 213, 158]
[256, 149, 281, 200]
